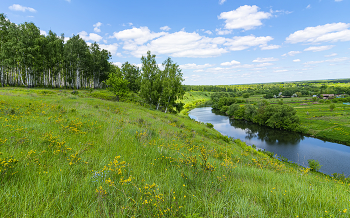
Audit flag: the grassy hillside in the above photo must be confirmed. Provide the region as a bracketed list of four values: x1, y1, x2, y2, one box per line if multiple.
[1, 88, 349, 217]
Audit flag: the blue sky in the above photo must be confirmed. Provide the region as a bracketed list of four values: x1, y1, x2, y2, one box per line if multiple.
[1, 0, 350, 85]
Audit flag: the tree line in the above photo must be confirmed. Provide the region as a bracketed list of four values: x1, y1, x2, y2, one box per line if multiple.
[211, 93, 301, 132]
[0, 14, 111, 89]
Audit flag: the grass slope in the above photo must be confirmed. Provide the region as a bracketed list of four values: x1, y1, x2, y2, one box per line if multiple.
[0, 88, 349, 217]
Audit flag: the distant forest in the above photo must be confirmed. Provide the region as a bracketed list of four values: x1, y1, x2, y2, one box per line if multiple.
[184, 78, 350, 97]
[0, 13, 111, 89]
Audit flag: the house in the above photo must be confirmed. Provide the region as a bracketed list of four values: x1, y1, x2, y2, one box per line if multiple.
[321, 94, 335, 99]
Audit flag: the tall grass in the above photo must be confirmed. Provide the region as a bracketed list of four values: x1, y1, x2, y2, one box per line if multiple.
[0, 87, 349, 217]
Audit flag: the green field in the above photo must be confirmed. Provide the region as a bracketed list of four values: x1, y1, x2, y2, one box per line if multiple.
[1, 87, 349, 217]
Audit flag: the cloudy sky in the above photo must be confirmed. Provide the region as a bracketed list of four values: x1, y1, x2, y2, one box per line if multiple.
[2, 0, 350, 85]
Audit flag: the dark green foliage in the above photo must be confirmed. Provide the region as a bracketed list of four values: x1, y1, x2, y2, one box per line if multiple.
[308, 159, 322, 171]
[264, 93, 274, 99]
[220, 105, 229, 114]
[121, 62, 141, 92]
[242, 93, 250, 98]
[206, 123, 214, 128]
[106, 68, 129, 102]
[140, 51, 185, 113]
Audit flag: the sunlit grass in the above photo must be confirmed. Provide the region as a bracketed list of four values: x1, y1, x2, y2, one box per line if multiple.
[0, 87, 349, 217]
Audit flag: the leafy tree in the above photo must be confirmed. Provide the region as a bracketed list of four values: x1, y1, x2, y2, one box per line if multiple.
[140, 51, 160, 106]
[139, 51, 184, 113]
[159, 57, 185, 113]
[121, 62, 140, 92]
[263, 93, 274, 99]
[244, 105, 257, 122]
[227, 104, 240, 117]
[330, 104, 335, 111]
[242, 93, 250, 98]
[106, 66, 129, 101]
[264, 105, 300, 131]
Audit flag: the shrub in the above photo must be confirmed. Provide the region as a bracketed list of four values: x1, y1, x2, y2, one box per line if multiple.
[330, 104, 335, 111]
[71, 90, 79, 95]
[242, 93, 250, 98]
[308, 159, 322, 171]
[206, 123, 214, 128]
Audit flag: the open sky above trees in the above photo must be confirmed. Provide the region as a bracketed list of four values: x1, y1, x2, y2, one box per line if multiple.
[1, 0, 350, 85]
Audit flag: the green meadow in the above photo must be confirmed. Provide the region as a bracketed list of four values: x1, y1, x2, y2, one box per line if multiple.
[1, 87, 349, 217]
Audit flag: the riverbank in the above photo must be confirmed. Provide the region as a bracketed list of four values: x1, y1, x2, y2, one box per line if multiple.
[1, 87, 349, 217]
[190, 107, 350, 176]
[210, 93, 350, 146]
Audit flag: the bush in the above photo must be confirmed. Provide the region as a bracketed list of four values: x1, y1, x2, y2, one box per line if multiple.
[308, 159, 322, 171]
[206, 123, 214, 128]
[242, 93, 250, 98]
[330, 104, 335, 111]
[71, 90, 79, 95]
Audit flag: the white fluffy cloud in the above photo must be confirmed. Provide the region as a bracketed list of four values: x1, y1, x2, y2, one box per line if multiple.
[218, 5, 271, 31]
[99, 43, 119, 55]
[131, 31, 227, 58]
[225, 35, 273, 51]
[112, 62, 122, 67]
[179, 63, 214, 69]
[219, 0, 227, 5]
[93, 22, 102, 33]
[215, 28, 232, 35]
[304, 57, 349, 65]
[293, 59, 301, 62]
[260, 44, 281, 50]
[304, 45, 335, 52]
[282, 51, 301, 56]
[79, 31, 103, 42]
[325, 53, 337, 57]
[204, 30, 213, 35]
[253, 57, 278, 63]
[221, 60, 240, 66]
[40, 30, 47, 36]
[274, 69, 288, 73]
[286, 23, 350, 44]
[112, 27, 275, 58]
[160, 26, 171, 31]
[9, 4, 36, 12]
[112, 27, 167, 45]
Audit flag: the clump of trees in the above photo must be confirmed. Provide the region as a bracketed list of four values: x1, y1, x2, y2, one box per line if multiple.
[212, 94, 301, 131]
[107, 51, 185, 113]
[0, 14, 111, 89]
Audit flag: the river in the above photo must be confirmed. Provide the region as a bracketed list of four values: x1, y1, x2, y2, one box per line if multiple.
[189, 107, 350, 176]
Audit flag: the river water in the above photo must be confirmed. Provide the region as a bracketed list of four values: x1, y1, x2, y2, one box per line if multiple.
[189, 107, 350, 176]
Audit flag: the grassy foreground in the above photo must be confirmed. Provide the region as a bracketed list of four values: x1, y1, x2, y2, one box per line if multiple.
[1, 88, 349, 217]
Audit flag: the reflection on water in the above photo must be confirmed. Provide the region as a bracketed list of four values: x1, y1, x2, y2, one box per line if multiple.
[229, 119, 304, 146]
[211, 108, 304, 146]
[190, 107, 350, 176]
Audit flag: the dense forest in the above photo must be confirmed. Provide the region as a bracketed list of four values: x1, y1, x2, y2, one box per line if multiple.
[0, 14, 111, 89]
[185, 79, 350, 98]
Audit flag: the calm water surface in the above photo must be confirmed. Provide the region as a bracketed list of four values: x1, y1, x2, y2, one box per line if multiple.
[189, 107, 350, 176]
